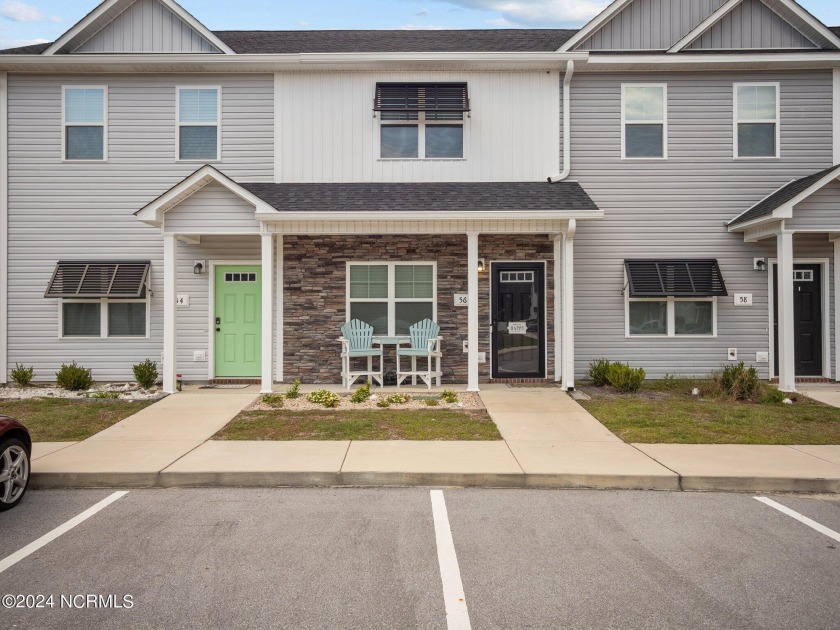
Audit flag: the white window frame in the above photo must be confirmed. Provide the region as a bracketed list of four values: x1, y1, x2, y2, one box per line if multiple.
[62, 85, 108, 163]
[621, 83, 668, 160]
[346, 262, 438, 336]
[625, 295, 717, 339]
[58, 296, 151, 340]
[379, 112, 466, 161]
[733, 82, 780, 160]
[176, 85, 222, 163]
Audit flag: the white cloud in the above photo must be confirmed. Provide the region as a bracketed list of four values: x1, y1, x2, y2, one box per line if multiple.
[432, 0, 609, 26]
[1, 0, 62, 23]
[397, 23, 456, 30]
[0, 36, 48, 48]
[415, 8, 429, 16]
[295, 20, 310, 27]
[485, 17, 511, 26]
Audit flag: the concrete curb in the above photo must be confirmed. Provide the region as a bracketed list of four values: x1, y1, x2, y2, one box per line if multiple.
[32, 470, 838, 493]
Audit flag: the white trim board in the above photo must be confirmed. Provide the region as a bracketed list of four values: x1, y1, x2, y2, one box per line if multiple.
[767, 258, 831, 380]
[732, 82, 781, 161]
[0, 72, 7, 384]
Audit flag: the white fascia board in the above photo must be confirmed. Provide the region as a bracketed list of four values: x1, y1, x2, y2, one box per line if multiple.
[135, 165, 270, 226]
[557, 0, 635, 52]
[667, 0, 744, 53]
[255, 209, 604, 222]
[772, 0, 840, 50]
[44, 0, 235, 55]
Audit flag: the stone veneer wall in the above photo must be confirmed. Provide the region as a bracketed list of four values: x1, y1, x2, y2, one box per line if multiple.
[282, 235, 556, 384]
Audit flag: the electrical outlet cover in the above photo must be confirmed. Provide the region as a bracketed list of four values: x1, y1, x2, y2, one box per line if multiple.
[756, 352, 769, 363]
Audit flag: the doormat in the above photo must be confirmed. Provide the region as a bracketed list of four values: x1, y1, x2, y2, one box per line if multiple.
[200, 384, 252, 389]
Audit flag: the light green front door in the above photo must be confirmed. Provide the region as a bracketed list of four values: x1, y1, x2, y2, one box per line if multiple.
[215, 265, 261, 378]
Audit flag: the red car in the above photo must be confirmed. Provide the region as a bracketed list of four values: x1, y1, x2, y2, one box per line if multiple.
[0, 416, 31, 511]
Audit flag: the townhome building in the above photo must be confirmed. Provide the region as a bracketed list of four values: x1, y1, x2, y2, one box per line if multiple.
[0, 0, 838, 394]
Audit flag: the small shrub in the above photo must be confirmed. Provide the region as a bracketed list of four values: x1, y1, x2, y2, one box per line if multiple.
[89, 391, 120, 400]
[262, 394, 284, 408]
[588, 359, 612, 387]
[717, 362, 760, 401]
[10, 364, 35, 387]
[285, 378, 301, 399]
[306, 389, 340, 408]
[132, 359, 159, 390]
[56, 362, 93, 392]
[425, 398, 440, 407]
[351, 382, 373, 404]
[385, 393, 410, 405]
[440, 390, 458, 404]
[607, 363, 645, 393]
[376, 400, 391, 408]
[762, 387, 787, 405]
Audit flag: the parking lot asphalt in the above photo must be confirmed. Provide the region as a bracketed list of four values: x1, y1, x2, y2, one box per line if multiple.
[1, 488, 838, 630]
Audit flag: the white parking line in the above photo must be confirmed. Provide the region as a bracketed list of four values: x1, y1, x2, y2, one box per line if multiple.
[755, 496, 840, 543]
[0, 491, 129, 574]
[430, 490, 472, 630]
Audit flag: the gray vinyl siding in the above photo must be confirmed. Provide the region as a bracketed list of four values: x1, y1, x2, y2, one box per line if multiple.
[687, 0, 817, 50]
[74, 0, 219, 53]
[577, 0, 727, 50]
[163, 182, 260, 234]
[6, 73, 273, 382]
[787, 180, 840, 231]
[564, 70, 835, 379]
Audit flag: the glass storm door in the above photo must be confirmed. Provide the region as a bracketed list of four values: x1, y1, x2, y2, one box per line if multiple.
[491, 263, 546, 378]
[214, 265, 262, 377]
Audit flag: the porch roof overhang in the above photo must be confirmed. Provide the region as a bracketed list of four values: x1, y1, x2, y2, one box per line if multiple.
[727, 164, 840, 238]
[134, 166, 602, 234]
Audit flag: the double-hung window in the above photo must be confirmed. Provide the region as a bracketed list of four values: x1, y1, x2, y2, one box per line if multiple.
[622, 84, 667, 159]
[62, 295, 149, 339]
[375, 83, 469, 160]
[624, 260, 727, 338]
[347, 263, 436, 336]
[63, 87, 106, 161]
[178, 87, 220, 161]
[734, 83, 779, 158]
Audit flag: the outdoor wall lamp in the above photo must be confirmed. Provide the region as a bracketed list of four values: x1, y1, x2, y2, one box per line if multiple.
[193, 261, 205, 275]
[478, 259, 486, 273]
[754, 258, 767, 272]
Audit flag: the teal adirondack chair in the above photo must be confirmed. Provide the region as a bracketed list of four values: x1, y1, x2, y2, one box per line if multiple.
[396, 319, 442, 389]
[339, 319, 384, 389]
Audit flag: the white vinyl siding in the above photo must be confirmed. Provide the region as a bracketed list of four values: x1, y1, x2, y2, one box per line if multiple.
[63, 86, 106, 161]
[734, 83, 780, 159]
[177, 86, 220, 162]
[622, 84, 667, 160]
[626, 296, 717, 338]
[347, 262, 437, 336]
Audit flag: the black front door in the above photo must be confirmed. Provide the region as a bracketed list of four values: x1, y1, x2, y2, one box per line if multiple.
[773, 264, 823, 377]
[491, 263, 545, 379]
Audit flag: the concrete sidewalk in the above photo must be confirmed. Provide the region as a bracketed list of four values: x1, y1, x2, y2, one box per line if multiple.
[29, 384, 840, 493]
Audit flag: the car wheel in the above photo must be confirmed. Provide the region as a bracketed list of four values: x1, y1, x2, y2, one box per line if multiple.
[0, 438, 30, 511]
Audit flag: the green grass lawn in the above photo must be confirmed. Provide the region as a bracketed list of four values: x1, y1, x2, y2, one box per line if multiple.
[215, 409, 502, 441]
[578, 380, 840, 445]
[0, 398, 153, 442]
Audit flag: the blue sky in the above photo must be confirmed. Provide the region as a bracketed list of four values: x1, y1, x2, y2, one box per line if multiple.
[1, 0, 839, 49]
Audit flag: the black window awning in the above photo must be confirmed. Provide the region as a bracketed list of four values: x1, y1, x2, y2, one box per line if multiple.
[45, 261, 150, 298]
[374, 82, 470, 113]
[625, 260, 728, 298]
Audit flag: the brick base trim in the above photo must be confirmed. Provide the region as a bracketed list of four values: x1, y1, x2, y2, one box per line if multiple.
[770, 377, 835, 384]
[211, 378, 261, 385]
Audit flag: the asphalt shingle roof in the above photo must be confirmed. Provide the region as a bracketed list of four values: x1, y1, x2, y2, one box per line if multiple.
[729, 164, 840, 227]
[240, 181, 599, 214]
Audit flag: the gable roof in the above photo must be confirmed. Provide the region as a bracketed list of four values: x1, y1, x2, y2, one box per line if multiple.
[668, 0, 840, 52]
[728, 164, 840, 228]
[43, 0, 234, 55]
[557, 0, 634, 52]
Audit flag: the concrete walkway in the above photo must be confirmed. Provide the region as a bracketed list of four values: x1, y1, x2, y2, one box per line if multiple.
[29, 384, 840, 493]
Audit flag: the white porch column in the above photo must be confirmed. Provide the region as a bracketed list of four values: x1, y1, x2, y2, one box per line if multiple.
[553, 235, 562, 382]
[833, 236, 840, 382]
[561, 220, 577, 391]
[776, 230, 796, 392]
[467, 232, 480, 392]
[275, 233, 284, 383]
[261, 233, 274, 393]
[162, 234, 178, 393]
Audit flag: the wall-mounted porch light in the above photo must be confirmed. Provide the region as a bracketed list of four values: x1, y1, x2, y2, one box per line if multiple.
[193, 261, 205, 275]
[477, 259, 486, 273]
[754, 258, 767, 272]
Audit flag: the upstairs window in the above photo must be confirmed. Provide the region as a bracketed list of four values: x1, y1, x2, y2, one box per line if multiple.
[375, 83, 469, 160]
[734, 83, 779, 158]
[622, 84, 667, 159]
[178, 87, 220, 161]
[63, 87, 106, 161]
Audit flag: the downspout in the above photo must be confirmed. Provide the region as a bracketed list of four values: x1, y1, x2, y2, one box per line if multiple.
[548, 60, 574, 183]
